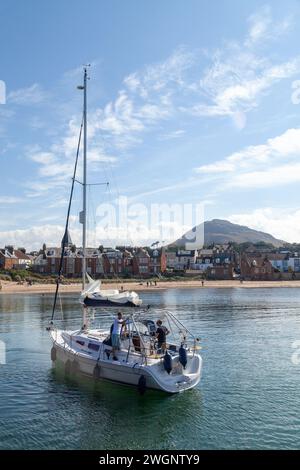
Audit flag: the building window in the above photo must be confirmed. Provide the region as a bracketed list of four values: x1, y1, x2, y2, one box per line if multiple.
[139, 266, 148, 273]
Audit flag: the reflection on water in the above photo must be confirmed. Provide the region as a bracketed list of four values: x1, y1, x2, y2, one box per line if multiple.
[1, 288, 300, 449]
[47, 367, 204, 450]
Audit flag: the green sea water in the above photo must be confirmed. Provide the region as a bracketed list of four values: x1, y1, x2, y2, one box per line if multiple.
[1, 287, 300, 450]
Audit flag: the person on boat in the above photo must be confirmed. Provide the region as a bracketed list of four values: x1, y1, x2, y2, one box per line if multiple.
[111, 311, 126, 361]
[155, 320, 169, 352]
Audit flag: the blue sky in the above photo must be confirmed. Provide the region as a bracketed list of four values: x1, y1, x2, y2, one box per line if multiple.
[1, 0, 300, 249]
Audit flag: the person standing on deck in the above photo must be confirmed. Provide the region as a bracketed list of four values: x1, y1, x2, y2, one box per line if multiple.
[155, 319, 169, 353]
[111, 311, 126, 361]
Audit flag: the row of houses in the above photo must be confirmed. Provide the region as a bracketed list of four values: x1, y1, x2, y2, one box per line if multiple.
[165, 245, 300, 280]
[165, 246, 236, 271]
[32, 244, 167, 278]
[2, 239, 300, 280]
[0, 246, 32, 270]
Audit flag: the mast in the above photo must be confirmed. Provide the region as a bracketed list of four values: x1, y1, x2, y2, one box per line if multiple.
[82, 67, 88, 290]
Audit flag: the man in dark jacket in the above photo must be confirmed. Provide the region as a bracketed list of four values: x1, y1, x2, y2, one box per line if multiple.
[155, 319, 169, 352]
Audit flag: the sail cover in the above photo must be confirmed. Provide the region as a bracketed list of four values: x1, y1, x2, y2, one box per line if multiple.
[82, 273, 101, 296]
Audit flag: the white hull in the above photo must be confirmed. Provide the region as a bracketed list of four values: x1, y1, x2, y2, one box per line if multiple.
[50, 329, 202, 394]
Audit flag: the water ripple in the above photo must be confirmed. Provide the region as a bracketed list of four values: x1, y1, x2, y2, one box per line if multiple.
[1, 288, 300, 449]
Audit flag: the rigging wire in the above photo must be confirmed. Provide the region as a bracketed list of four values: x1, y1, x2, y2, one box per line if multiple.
[50, 115, 84, 322]
[88, 184, 97, 248]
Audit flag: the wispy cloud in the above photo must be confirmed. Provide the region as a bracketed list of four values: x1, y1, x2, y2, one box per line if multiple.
[2, 4, 299, 245]
[245, 5, 292, 47]
[25, 47, 194, 193]
[0, 196, 22, 204]
[26, 115, 117, 196]
[184, 6, 296, 129]
[96, 92, 144, 136]
[108, 7, 296, 137]
[158, 129, 186, 141]
[8, 83, 48, 105]
[190, 56, 300, 126]
[123, 46, 196, 98]
[15, 6, 300, 198]
[228, 207, 300, 243]
[196, 127, 300, 189]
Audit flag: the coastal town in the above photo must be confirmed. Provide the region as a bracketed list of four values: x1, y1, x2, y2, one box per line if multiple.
[2, 1, 300, 456]
[1, 230, 300, 283]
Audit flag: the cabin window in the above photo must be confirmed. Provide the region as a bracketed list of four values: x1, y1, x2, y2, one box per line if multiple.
[76, 340, 85, 346]
[88, 342, 100, 352]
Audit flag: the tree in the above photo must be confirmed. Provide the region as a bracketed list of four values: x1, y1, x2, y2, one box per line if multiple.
[42, 243, 47, 252]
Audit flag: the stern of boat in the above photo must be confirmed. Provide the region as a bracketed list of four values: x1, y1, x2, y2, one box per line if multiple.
[145, 353, 202, 393]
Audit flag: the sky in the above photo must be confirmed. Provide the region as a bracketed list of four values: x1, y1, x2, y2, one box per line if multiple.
[1, 0, 300, 249]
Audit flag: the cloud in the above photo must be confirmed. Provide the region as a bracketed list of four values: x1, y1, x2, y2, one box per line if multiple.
[229, 162, 300, 189]
[97, 91, 144, 136]
[188, 54, 300, 129]
[101, 17, 299, 147]
[0, 224, 66, 250]
[245, 5, 292, 47]
[184, 7, 296, 129]
[0, 196, 22, 204]
[0, 218, 188, 250]
[27, 48, 189, 171]
[123, 46, 196, 98]
[2, 5, 300, 241]
[158, 129, 186, 141]
[196, 127, 300, 189]
[245, 5, 273, 46]
[228, 207, 300, 243]
[8, 83, 48, 105]
[89, 48, 192, 148]
[15, 7, 300, 199]
[26, 116, 117, 196]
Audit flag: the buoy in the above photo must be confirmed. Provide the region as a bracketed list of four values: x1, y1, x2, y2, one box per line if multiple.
[138, 375, 147, 395]
[93, 363, 101, 379]
[50, 346, 57, 362]
[179, 345, 188, 369]
[163, 351, 172, 374]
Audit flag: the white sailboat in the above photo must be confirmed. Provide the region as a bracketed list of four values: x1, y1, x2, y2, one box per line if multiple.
[48, 67, 202, 393]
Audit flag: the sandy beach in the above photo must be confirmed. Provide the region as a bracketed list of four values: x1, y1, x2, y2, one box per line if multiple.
[1, 279, 300, 295]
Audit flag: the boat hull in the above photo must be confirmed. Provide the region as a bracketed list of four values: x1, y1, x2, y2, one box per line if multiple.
[50, 331, 202, 394]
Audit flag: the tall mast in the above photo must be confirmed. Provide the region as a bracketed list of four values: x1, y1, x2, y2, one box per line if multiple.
[82, 67, 88, 290]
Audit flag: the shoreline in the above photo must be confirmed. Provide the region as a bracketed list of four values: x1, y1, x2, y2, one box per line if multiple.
[2, 279, 300, 295]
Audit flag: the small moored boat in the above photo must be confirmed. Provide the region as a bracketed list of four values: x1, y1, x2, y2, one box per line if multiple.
[81, 274, 142, 307]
